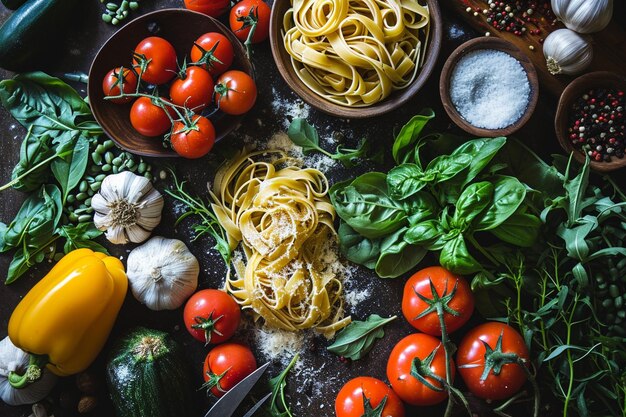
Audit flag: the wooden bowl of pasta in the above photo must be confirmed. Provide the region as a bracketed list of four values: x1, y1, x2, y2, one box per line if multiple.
[269, 0, 442, 119]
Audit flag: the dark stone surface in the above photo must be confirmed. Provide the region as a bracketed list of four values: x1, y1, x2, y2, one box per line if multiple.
[0, 2, 624, 417]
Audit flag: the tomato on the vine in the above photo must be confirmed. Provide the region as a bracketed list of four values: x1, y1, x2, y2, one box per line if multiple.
[190, 32, 234, 76]
[202, 343, 257, 397]
[102, 66, 137, 104]
[214, 70, 257, 115]
[133, 36, 177, 85]
[387, 333, 452, 406]
[183, 289, 241, 345]
[229, 0, 270, 44]
[335, 377, 405, 417]
[402, 266, 474, 336]
[171, 115, 215, 159]
[129, 96, 172, 137]
[456, 322, 530, 400]
[184, 0, 230, 17]
[169, 66, 214, 111]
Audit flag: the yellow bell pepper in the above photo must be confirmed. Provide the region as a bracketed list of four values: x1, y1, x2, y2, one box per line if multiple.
[8, 248, 127, 382]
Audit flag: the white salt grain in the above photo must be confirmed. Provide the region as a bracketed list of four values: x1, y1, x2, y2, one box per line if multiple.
[449, 49, 530, 129]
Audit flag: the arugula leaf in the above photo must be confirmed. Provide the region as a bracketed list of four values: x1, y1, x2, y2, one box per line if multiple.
[267, 354, 298, 417]
[564, 155, 590, 226]
[328, 315, 397, 360]
[391, 108, 435, 165]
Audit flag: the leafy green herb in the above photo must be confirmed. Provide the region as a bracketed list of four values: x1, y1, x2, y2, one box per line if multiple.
[51, 134, 90, 203]
[58, 223, 107, 253]
[391, 108, 435, 164]
[287, 118, 374, 168]
[9, 128, 54, 192]
[267, 353, 298, 417]
[327, 314, 397, 360]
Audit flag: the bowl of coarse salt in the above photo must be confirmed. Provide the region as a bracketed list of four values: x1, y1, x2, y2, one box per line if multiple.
[439, 37, 539, 137]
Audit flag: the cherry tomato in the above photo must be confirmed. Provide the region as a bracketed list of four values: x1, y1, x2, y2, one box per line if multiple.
[456, 322, 530, 400]
[133, 36, 177, 85]
[190, 32, 234, 76]
[170, 115, 215, 159]
[102, 66, 137, 104]
[184, 0, 230, 17]
[169, 66, 214, 111]
[402, 266, 474, 336]
[387, 333, 453, 406]
[183, 289, 241, 345]
[202, 343, 257, 397]
[214, 70, 257, 115]
[229, 0, 270, 44]
[335, 377, 405, 417]
[129, 96, 172, 137]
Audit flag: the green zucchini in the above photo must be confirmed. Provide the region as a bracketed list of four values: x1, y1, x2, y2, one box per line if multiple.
[106, 328, 197, 417]
[0, 0, 78, 71]
[1, 0, 27, 10]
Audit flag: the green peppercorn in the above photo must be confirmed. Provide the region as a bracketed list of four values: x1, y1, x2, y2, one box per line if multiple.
[77, 192, 88, 201]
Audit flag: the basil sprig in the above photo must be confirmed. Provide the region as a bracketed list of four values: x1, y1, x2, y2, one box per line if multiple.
[327, 314, 397, 361]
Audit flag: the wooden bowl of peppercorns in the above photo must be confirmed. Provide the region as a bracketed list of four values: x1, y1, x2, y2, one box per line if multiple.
[556, 71, 626, 173]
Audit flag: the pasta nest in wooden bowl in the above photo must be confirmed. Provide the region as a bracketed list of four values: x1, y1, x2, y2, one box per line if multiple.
[269, 0, 442, 118]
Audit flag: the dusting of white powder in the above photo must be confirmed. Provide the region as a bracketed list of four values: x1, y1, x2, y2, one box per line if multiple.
[449, 49, 530, 129]
[266, 131, 338, 172]
[271, 89, 311, 130]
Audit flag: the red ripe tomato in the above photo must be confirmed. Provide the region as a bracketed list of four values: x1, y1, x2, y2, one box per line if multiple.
[335, 377, 405, 417]
[229, 0, 270, 44]
[133, 36, 177, 85]
[214, 70, 257, 115]
[402, 266, 474, 336]
[102, 66, 137, 104]
[456, 322, 530, 400]
[190, 32, 234, 76]
[129, 96, 172, 137]
[203, 343, 257, 397]
[387, 333, 452, 406]
[183, 289, 241, 345]
[184, 0, 230, 17]
[169, 66, 214, 112]
[170, 115, 215, 159]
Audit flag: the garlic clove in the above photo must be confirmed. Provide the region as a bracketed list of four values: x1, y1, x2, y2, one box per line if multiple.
[125, 225, 152, 244]
[551, 0, 613, 34]
[105, 226, 128, 245]
[543, 28, 593, 76]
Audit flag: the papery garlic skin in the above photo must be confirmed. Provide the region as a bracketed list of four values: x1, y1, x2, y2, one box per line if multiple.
[552, 0, 613, 34]
[0, 337, 57, 406]
[92, 171, 164, 244]
[543, 29, 593, 75]
[127, 236, 199, 311]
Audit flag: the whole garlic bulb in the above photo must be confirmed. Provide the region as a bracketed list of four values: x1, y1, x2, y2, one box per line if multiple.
[551, 0, 613, 34]
[92, 171, 164, 244]
[127, 236, 199, 310]
[543, 29, 593, 75]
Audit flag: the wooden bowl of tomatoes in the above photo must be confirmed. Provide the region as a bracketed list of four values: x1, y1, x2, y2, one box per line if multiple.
[88, 8, 256, 158]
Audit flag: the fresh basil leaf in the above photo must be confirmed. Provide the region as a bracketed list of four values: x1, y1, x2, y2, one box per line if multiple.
[333, 138, 370, 168]
[6, 247, 32, 284]
[11, 132, 54, 192]
[387, 164, 430, 200]
[59, 223, 107, 254]
[451, 137, 507, 185]
[331, 173, 407, 239]
[425, 153, 472, 184]
[439, 234, 481, 274]
[375, 227, 426, 278]
[453, 181, 493, 231]
[0, 222, 7, 252]
[392, 108, 435, 165]
[51, 134, 89, 202]
[474, 176, 526, 231]
[327, 314, 397, 360]
[405, 219, 442, 246]
[338, 222, 381, 269]
[489, 212, 541, 247]
[287, 118, 322, 153]
[556, 216, 598, 261]
[403, 192, 438, 225]
[564, 155, 590, 226]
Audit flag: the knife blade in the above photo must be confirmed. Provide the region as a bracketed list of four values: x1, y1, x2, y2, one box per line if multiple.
[204, 362, 271, 417]
[242, 392, 272, 417]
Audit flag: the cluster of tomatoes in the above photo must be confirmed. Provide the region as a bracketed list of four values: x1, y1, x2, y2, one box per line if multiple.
[182, 289, 257, 396]
[102, 31, 257, 159]
[335, 266, 532, 417]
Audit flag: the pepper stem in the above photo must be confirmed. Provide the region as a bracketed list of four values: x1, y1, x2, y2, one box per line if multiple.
[8, 354, 48, 389]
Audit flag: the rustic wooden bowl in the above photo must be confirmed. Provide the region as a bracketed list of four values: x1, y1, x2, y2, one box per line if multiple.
[269, 0, 442, 119]
[555, 71, 626, 173]
[439, 37, 539, 137]
[88, 9, 253, 158]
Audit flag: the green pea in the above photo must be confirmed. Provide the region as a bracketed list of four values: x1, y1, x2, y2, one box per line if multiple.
[609, 284, 620, 298]
[112, 166, 119, 174]
[102, 164, 112, 172]
[129, 1, 139, 9]
[85, 198, 92, 207]
[615, 296, 623, 309]
[87, 188, 95, 197]
[69, 213, 79, 222]
[77, 192, 88, 201]
[95, 144, 106, 154]
[67, 195, 76, 204]
[78, 214, 92, 223]
[105, 152, 115, 164]
[602, 299, 613, 309]
[96, 174, 107, 181]
[79, 181, 88, 193]
[112, 157, 123, 166]
[106, 2, 118, 10]
[125, 159, 136, 169]
[104, 140, 115, 150]
[112, 17, 119, 25]
[102, 13, 113, 23]
[138, 162, 147, 174]
[91, 152, 103, 165]
[90, 181, 102, 192]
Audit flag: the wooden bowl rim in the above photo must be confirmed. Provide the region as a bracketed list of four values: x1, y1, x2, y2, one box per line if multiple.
[439, 37, 540, 137]
[269, 0, 443, 119]
[555, 70, 626, 173]
[88, 8, 253, 158]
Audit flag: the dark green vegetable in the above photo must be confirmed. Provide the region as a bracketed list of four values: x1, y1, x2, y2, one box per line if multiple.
[9, 128, 54, 192]
[267, 353, 298, 417]
[106, 327, 197, 417]
[0, 0, 79, 71]
[1, 0, 27, 10]
[327, 315, 397, 360]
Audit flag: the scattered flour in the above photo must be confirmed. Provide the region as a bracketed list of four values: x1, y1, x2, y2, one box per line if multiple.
[271, 88, 311, 130]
